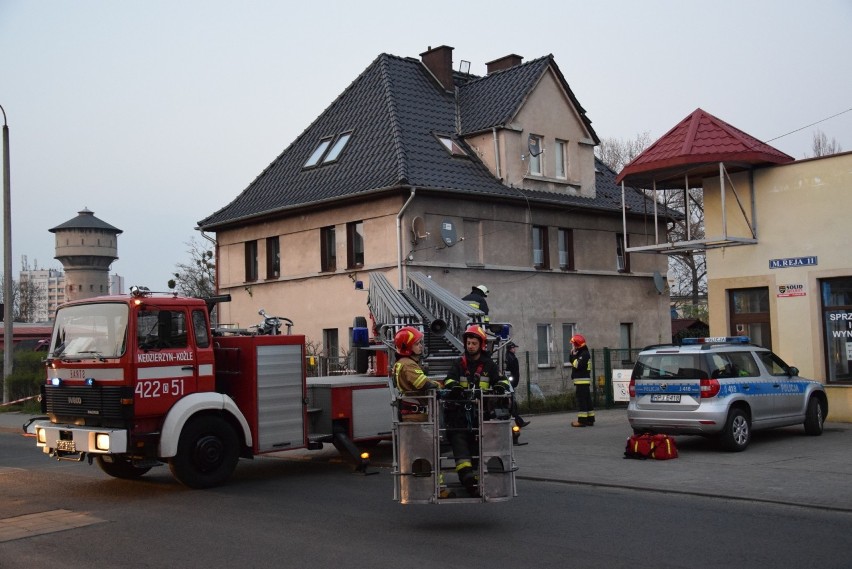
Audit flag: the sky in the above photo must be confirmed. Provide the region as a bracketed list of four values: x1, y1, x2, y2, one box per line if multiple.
[1, 0, 850, 291]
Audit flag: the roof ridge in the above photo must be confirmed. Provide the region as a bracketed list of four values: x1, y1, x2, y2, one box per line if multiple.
[377, 55, 409, 184]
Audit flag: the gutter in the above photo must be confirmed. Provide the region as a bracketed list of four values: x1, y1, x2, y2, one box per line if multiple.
[396, 187, 417, 289]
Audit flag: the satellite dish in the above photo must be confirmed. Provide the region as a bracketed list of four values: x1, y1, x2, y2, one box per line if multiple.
[440, 219, 457, 246]
[411, 216, 428, 243]
[527, 134, 543, 157]
[653, 271, 666, 295]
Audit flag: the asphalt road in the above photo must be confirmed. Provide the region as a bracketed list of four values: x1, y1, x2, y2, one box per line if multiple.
[2, 410, 851, 569]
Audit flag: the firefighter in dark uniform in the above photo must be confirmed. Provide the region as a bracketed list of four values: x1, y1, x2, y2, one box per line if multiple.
[392, 326, 440, 422]
[461, 285, 490, 323]
[505, 342, 530, 428]
[569, 334, 595, 427]
[444, 325, 510, 496]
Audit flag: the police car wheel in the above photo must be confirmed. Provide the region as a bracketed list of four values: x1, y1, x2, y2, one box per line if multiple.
[720, 408, 750, 452]
[803, 397, 826, 436]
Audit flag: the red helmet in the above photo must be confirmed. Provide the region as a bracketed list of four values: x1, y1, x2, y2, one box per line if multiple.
[463, 324, 488, 347]
[570, 334, 586, 347]
[394, 326, 423, 356]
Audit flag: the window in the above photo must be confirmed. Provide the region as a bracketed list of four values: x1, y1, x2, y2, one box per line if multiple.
[436, 134, 468, 157]
[729, 287, 771, 347]
[562, 323, 576, 367]
[528, 135, 543, 175]
[266, 236, 280, 279]
[620, 323, 633, 364]
[244, 240, 258, 282]
[532, 226, 549, 269]
[192, 310, 210, 348]
[821, 277, 852, 383]
[304, 138, 332, 167]
[321, 226, 336, 272]
[304, 132, 353, 168]
[137, 309, 187, 350]
[346, 221, 364, 268]
[324, 132, 352, 162]
[555, 140, 567, 179]
[537, 323, 553, 367]
[558, 228, 573, 270]
[616, 233, 630, 272]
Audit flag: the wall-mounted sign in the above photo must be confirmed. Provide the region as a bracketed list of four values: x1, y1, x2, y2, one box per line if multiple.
[777, 283, 806, 297]
[769, 256, 817, 269]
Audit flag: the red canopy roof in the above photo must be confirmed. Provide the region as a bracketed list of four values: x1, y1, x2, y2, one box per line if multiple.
[615, 108, 794, 188]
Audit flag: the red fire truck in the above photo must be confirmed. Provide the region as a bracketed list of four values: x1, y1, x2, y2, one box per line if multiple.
[30, 287, 390, 488]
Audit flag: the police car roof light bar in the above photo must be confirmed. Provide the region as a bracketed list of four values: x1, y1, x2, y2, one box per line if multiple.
[682, 336, 750, 345]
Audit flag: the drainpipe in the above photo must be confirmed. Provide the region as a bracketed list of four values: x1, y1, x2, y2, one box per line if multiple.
[397, 187, 417, 289]
[492, 127, 502, 179]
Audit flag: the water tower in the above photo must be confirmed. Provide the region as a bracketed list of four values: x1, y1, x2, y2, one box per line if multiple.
[50, 208, 122, 302]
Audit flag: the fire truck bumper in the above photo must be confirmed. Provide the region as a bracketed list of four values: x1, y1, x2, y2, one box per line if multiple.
[33, 420, 129, 456]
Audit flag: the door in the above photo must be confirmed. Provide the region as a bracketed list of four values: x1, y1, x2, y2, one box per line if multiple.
[729, 288, 772, 348]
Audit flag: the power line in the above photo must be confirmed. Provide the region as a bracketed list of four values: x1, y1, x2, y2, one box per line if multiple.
[766, 106, 852, 143]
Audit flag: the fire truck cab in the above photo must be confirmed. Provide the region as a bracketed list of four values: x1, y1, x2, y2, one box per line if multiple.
[33, 288, 311, 488]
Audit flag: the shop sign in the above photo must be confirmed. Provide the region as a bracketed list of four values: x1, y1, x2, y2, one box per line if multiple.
[777, 283, 806, 297]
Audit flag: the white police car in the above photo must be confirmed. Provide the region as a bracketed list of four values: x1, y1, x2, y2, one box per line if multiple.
[627, 337, 827, 451]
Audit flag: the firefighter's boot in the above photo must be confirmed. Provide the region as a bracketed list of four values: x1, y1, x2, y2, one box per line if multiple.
[459, 467, 479, 497]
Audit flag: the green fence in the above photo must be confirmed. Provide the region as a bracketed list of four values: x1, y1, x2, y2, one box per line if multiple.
[514, 347, 642, 414]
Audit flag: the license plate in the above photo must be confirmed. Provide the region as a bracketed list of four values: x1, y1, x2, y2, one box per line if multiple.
[56, 439, 77, 452]
[651, 394, 681, 403]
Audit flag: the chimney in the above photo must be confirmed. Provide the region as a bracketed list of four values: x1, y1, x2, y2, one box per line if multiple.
[486, 54, 523, 75]
[420, 45, 454, 91]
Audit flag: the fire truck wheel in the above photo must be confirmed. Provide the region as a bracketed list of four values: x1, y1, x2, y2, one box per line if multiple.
[96, 455, 152, 479]
[169, 416, 240, 489]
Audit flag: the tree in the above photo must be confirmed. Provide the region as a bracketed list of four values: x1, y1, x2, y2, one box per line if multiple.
[595, 132, 653, 173]
[167, 238, 215, 298]
[808, 129, 842, 157]
[0, 275, 45, 323]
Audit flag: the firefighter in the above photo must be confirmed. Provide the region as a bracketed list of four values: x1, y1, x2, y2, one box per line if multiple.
[393, 326, 440, 422]
[569, 334, 595, 427]
[462, 284, 490, 323]
[506, 342, 530, 428]
[444, 324, 510, 496]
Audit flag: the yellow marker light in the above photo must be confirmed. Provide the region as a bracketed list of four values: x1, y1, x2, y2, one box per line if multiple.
[512, 425, 520, 433]
[360, 451, 370, 461]
[36, 428, 46, 444]
[95, 433, 110, 451]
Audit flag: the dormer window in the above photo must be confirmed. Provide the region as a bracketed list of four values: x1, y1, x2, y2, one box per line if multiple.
[304, 132, 353, 168]
[436, 134, 468, 157]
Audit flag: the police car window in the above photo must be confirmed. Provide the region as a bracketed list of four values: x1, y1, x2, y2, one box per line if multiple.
[756, 351, 789, 376]
[726, 352, 759, 378]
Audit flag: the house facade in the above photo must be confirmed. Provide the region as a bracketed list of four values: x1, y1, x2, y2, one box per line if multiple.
[198, 46, 670, 391]
[704, 152, 852, 420]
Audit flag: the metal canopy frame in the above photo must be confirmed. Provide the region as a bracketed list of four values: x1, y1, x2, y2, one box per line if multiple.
[621, 162, 758, 256]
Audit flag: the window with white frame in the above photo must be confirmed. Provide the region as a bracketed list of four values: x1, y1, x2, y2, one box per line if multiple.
[528, 135, 543, 175]
[616, 232, 630, 272]
[532, 225, 549, 269]
[537, 323, 553, 367]
[558, 228, 573, 270]
[555, 140, 567, 179]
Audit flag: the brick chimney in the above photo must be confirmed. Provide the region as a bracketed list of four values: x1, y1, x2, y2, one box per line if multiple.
[486, 54, 523, 74]
[420, 45, 454, 91]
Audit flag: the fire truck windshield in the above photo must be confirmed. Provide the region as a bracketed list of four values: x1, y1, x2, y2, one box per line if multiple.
[50, 303, 129, 359]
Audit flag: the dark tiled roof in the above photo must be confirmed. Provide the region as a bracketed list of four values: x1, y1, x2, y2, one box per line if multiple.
[616, 108, 795, 188]
[199, 54, 644, 230]
[49, 208, 122, 234]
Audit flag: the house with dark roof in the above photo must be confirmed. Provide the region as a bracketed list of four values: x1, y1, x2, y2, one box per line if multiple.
[198, 45, 670, 389]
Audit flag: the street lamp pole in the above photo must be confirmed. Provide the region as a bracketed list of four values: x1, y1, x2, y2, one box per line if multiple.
[1, 104, 12, 404]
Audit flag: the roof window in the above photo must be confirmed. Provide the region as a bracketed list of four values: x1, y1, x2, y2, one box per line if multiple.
[304, 132, 353, 168]
[436, 134, 468, 157]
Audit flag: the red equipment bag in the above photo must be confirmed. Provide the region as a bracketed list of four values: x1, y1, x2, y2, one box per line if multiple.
[649, 434, 678, 460]
[624, 433, 678, 460]
[624, 433, 654, 459]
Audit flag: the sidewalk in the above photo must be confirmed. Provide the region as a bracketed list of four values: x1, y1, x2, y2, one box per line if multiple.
[512, 408, 852, 512]
[4, 408, 850, 511]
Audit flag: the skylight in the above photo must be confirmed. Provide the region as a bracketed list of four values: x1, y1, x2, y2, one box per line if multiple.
[437, 134, 468, 157]
[303, 132, 353, 168]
